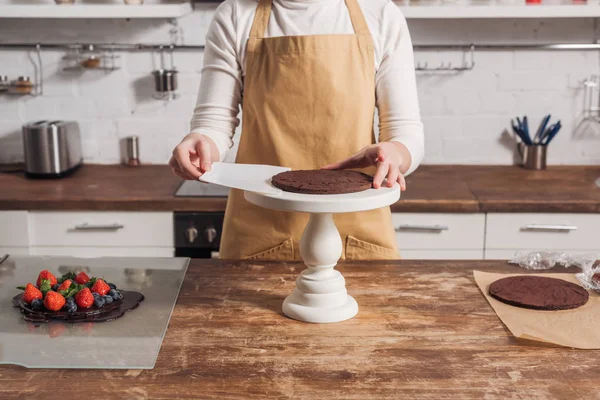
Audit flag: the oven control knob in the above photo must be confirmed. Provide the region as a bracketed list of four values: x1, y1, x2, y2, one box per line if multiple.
[186, 226, 199, 244]
[205, 227, 217, 244]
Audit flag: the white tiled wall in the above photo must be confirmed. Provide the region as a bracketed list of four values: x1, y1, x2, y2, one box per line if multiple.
[0, 3, 599, 165]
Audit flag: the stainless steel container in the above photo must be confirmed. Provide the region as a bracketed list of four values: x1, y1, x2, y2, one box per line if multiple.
[153, 69, 178, 93]
[22, 120, 82, 178]
[518, 144, 547, 170]
[125, 135, 140, 166]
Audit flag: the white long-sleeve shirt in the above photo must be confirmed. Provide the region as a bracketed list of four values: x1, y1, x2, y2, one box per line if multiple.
[190, 0, 424, 175]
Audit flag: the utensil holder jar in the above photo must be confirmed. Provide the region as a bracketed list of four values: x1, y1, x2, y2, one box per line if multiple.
[518, 144, 547, 170]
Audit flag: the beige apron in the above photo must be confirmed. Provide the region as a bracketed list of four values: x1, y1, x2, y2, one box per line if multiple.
[219, 0, 399, 261]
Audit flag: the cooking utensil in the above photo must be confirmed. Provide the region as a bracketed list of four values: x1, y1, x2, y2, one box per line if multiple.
[543, 121, 562, 145]
[534, 114, 551, 144]
[22, 120, 82, 178]
[199, 162, 291, 195]
[0, 255, 8, 266]
[511, 119, 532, 145]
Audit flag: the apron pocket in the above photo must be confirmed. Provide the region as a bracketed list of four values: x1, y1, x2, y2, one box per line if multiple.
[345, 235, 400, 260]
[244, 239, 294, 261]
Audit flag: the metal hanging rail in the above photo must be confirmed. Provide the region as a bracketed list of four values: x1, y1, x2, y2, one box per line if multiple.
[1, 42, 600, 51]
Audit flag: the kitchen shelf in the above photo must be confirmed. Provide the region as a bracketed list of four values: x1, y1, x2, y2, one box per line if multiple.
[0, 3, 192, 19]
[398, 5, 600, 19]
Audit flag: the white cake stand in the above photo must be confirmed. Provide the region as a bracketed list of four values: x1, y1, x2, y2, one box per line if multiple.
[244, 185, 400, 324]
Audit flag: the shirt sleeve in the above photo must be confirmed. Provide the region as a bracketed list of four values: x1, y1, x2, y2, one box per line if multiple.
[189, 0, 241, 162]
[375, 2, 424, 176]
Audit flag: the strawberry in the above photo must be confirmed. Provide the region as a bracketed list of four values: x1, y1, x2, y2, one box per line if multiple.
[91, 279, 110, 296]
[22, 283, 43, 304]
[43, 291, 66, 311]
[75, 287, 94, 309]
[74, 272, 90, 285]
[36, 270, 57, 288]
[57, 279, 72, 291]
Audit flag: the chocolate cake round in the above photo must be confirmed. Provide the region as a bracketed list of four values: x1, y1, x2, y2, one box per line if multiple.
[271, 170, 373, 195]
[489, 276, 589, 311]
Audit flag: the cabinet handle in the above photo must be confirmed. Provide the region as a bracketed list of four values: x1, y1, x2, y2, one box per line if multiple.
[73, 223, 124, 231]
[520, 224, 578, 232]
[395, 224, 449, 232]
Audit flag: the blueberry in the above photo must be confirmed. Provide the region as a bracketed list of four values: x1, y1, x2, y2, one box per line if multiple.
[93, 297, 105, 308]
[66, 297, 75, 305]
[92, 292, 100, 299]
[102, 295, 113, 305]
[108, 289, 120, 301]
[64, 302, 77, 313]
[30, 298, 43, 311]
[107, 283, 117, 290]
[52, 284, 59, 291]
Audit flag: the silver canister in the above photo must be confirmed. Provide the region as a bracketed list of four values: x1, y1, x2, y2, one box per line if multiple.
[152, 69, 178, 93]
[518, 144, 547, 170]
[125, 135, 140, 167]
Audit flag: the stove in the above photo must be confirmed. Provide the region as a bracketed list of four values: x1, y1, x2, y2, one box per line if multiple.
[175, 180, 230, 197]
[174, 181, 228, 259]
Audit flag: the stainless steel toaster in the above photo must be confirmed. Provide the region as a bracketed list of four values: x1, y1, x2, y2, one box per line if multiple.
[22, 120, 83, 178]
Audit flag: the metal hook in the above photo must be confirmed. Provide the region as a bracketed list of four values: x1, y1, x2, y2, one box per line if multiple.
[35, 43, 43, 96]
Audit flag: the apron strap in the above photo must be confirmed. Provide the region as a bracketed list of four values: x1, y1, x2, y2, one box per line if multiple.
[249, 0, 272, 40]
[344, 0, 371, 37]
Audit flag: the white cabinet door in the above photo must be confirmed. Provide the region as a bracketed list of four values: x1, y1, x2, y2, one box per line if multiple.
[30, 246, 174, 257]
[486, 213, 600, 255]
[31, 212, 173, 247]
[393, 213, 485, 259]
[401, 249, 484, 260]
[0, 247, 30, 255]
[0, 211, 30, 255]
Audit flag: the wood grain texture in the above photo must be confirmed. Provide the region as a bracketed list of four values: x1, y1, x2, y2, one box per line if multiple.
[1, 260, 599, 399]
[0, 164, 599, 213]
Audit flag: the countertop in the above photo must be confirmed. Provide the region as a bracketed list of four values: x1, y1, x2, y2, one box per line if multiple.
[0, 260, 598, 399]
[1, 164, 599, 212]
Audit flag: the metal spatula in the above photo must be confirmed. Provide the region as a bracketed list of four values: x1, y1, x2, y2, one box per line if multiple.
[199, 162, 290, 195]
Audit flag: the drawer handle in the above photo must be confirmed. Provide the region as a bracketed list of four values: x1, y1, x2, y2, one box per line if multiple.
[395, 224, 449, 232]
[520, 224, 578, 232]
[73, 223, 124, 231]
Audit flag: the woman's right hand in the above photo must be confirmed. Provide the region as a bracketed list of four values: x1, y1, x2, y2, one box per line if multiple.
[169, 133, 219, 180]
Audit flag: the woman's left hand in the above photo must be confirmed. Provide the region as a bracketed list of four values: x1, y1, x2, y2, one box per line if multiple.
[322, 142, 409, 191]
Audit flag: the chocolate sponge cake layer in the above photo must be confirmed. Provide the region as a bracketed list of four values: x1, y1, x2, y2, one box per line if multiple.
[272, 170, 373, 195]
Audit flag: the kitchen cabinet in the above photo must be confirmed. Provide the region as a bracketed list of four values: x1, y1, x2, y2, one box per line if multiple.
[0, 211, 30, 256]
[29, 211, 173, 258]
[484, 213, 600, 260]
[392, 213, 485, 260]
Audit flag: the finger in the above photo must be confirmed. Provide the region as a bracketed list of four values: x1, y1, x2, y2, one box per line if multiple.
[195, 138, 212, 173]
[168, 157, 192, 180]
[373, 147, 386, 164]
[398, 173, 407, 191]
[171, 167, 189, 180]
[372, 161, 389, 189]
[174, 146, 202, 179]
[387, 166, 399, 188]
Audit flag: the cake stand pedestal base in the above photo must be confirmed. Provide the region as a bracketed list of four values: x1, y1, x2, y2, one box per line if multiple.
[244, 185, 400, 324]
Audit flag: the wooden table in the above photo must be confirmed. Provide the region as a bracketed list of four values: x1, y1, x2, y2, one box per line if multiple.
[1, 260, 597, 399]
[1, 164, 599, 212]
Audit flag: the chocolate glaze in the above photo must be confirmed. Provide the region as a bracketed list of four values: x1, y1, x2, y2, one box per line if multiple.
[489, 276, 589, 311]
[12, 291, 144, 323]
[272, 170, 373, 195]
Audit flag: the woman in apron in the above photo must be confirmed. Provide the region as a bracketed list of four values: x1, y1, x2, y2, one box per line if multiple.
[170, 0, 424, 260]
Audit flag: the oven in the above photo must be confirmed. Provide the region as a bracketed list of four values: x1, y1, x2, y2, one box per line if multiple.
[174, 212, 224, 259]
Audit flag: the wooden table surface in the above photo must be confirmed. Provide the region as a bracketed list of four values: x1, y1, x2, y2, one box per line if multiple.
[0, 164, 599, 212]
[1, 260, 598, 399]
